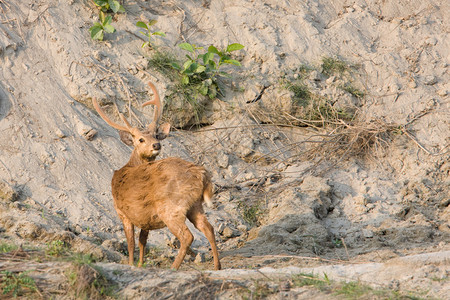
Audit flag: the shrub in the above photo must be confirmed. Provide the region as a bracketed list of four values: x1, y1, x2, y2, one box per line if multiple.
[89, 11, 115, 41]
[136, 20, 166, 48]
[171, 42, 244, 99]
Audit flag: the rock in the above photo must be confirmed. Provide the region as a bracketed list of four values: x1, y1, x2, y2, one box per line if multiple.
[222, 226, 240, 239]
[76, 121, 97, 140]
[194, 252, 206, 264]
[217, 152, 229, 168]
[54, 128, 67, 138]
[15, 222, 44, 239]
[362, 229, 374, 238]
[423, 75, 437, 85]
[0, 180, 19, 202]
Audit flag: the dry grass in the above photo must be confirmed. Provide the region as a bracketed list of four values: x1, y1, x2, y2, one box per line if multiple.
[307, 118, 401, 162]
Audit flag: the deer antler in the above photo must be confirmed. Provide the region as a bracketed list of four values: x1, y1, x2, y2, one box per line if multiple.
[92, 97, 132, 133]
[142, 82, 162, 134]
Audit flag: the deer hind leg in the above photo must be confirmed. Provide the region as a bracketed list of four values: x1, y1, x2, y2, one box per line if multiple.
[138, 229, 149, 267]
[187, 204, 221, 270]
[161, 213, 194, 270]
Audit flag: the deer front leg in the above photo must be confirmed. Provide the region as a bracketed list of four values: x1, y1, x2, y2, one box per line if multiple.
[138, 229, 149, 267]
[122, 218, 135, 266]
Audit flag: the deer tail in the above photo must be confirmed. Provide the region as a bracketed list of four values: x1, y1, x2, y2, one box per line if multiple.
[203, 180, 214, 208]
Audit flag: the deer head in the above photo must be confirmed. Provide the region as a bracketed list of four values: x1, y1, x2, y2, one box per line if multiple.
[92, 82, 171, 166]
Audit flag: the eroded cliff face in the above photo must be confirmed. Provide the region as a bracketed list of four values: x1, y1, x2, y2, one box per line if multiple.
[0, 0, 448, 298]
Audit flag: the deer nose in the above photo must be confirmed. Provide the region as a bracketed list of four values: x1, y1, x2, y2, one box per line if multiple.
[153, 143, 161, 150]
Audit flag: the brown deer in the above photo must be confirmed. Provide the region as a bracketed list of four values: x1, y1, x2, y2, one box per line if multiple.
[92, 82, 221, 270]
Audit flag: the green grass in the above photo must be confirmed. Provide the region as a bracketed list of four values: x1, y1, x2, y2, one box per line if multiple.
[147, 50, 180, 82]
[293, 273, 331, 291]
[285, 82, 311, 106]
[237, 200, 265, 227]
[0, 242, 18, 253]
[0, 271, 38, 298]
[340, 83, 365, 98]
[45, 240, 68, 257]
[321, 56, 350, 76]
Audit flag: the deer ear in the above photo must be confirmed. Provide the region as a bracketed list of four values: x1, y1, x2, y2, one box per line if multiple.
[119, 130, 134, 146]
[157, 122, 171, 140]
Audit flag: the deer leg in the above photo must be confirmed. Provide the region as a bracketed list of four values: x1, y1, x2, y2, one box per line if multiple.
[138, 229, 149, 267]
[162, 214, 194, 270]
[122, 218, 135, 266]
[187, 205, 221, 270]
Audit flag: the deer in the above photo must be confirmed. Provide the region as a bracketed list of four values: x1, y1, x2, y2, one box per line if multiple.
[92, 82, 221, 270]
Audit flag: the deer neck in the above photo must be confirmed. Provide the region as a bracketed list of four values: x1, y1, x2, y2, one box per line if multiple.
[125, 150, 156, 167]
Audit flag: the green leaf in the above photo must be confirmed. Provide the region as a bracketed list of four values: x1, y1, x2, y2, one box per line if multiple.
[136, 21, 148, 29]
[226, 43, 244, 52]
[203, 52, 215, 65]
[182, 75, 190, 85]
[99, 11, 106, 23]
[194, 65, 206, 73]
[139, 31, 149, 38]
[142, 41, 149, 48]
[223, 59, 241, 66]
[94, 0, 108, 7]
[152, 31, 166, 37]
[208, 45, 220, 55]
[90, 27, 104, 40]
[103, 24, 115, 33]
[148, 19, 158, 26]
[199, 84, 208, 96]
[117, 5, 125, 13]
[207, 60, 217, 69]
[103, 15, 113, 26]
[208, 85, 217, 99]
[183, 60, 194, 71]
[171, 62, 181, 70]
[179, 43, 195, 53]
[219, 71, 232, 78]
[90, 22, 102, 29]
[109, 0, 120, 13]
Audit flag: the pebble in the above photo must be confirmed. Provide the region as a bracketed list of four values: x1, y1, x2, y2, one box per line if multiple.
[424, 75, 437, 85]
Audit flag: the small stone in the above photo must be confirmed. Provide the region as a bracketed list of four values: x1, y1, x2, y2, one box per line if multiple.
[217, 223, 226, 234]
[362, 229, 374, 238]
[279, 281, 291, 291]
[310, 70, 322, 81]
[222, 227, 234, 238]
[83, 129, 97, 141]
[425, 37, 438, 46]
[325, 75, 336, 84]
[194, 252, 206, 264]
[55, 128, 67, 138]
[424, 75, 437, 85]
[221, 226, 241, 239]
[408, 80, 417, 89]
[437, 89, 448, 97]
[217, 152, 229, 168]
[237, 224, 248, 232]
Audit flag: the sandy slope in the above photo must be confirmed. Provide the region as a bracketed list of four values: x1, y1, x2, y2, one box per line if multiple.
[0, 0, 448, 298]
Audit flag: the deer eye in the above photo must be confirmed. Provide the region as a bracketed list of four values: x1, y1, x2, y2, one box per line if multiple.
[139, 138, 145, 143]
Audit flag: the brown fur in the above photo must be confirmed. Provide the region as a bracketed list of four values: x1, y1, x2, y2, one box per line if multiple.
[112, 157, 220, 270]
[92, 83, 221, 270]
